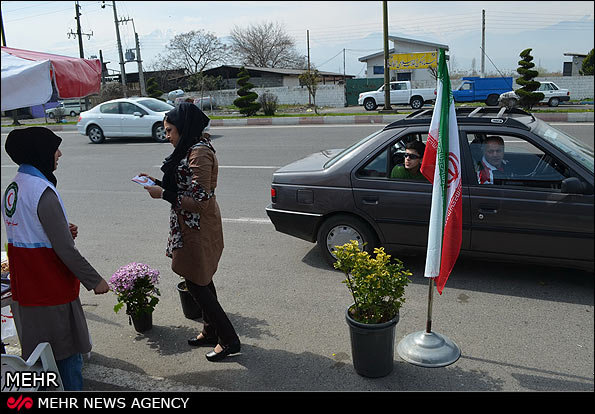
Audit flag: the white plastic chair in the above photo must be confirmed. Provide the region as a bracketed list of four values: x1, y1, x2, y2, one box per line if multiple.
[1, 342, 64, 391]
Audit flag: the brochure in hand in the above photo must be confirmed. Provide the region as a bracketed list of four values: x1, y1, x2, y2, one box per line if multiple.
[131, 175, 156, 187]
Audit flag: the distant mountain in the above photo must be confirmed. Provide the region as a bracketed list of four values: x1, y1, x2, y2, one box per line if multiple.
[448, 16, 594, 74]
[311, 17, 593, 77]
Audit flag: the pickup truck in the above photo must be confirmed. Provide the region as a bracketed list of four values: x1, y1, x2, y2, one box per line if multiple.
[499, 81, 570, 108]
[358, 81, 436, 110]
[452, 77, 513, 106]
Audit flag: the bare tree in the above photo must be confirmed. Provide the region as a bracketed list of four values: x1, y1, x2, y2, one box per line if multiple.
[230, 21, 307, 69]
[163, 30, 230, 75]
[299, 69, 320, 114]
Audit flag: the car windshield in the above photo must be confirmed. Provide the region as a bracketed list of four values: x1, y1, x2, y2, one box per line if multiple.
[532, 119, 594, 174]
[324, 129, 384, 168]
[136, 99, 174, 112]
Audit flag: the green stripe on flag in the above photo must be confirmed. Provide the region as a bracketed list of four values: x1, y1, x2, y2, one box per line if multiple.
[437, 48, 450, 240]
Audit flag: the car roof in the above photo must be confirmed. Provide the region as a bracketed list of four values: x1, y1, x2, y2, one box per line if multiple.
[384, 107, 534, 131]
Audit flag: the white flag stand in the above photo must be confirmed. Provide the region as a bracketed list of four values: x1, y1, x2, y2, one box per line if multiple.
[397, 278, 460, 367]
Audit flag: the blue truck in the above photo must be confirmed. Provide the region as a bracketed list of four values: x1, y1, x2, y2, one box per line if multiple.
[452, 77, 514, 106]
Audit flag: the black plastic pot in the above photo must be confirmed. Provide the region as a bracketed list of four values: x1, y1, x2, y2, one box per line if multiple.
[177, 281, 202, 320]
[345, 306, 399, 378]
[129, 310, 153, 333]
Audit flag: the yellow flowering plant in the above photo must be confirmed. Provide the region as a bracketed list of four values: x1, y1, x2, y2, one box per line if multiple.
[333, 240, 411, 324]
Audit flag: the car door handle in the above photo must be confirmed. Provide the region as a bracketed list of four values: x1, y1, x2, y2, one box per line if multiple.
[478, 207, 497, 220]
[361, 196, 379, 205]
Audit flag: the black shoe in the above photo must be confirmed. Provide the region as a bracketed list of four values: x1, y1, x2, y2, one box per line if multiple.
[187, 335, 218, 347]
[205, 340, 241, 362]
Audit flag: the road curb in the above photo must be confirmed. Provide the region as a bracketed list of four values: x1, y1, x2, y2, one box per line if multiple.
[1, 112, 592, 133]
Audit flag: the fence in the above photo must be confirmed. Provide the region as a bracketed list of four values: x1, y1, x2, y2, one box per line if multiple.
[173, 75, 593, 109]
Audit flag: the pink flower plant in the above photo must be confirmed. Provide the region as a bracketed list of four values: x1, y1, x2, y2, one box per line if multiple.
[109, 262, 160, 317]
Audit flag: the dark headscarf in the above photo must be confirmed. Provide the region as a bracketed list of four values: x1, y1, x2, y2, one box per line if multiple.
[5, 127, 62, 186]
[160, 103, 211, 192]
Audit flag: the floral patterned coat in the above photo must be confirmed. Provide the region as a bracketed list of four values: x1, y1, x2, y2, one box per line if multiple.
[168, 142, 223, 286]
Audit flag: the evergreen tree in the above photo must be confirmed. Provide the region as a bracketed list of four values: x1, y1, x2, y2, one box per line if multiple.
[233, 67, 261, 116]
[146, 77, 164, 100]
[580, 48, 594, 75]
[515, 48, 544, 110]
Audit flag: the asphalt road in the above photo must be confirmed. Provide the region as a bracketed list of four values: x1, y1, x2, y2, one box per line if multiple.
[1, 123, 593, 392]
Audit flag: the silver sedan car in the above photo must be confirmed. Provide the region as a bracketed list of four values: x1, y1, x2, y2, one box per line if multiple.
[77, 97, 174, 144]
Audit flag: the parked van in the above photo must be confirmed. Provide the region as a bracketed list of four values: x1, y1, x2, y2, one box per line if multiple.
[45, 100, 83, 118]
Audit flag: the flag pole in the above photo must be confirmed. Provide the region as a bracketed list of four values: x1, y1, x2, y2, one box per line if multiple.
[426, 278, 434, 333]
[397, 278, 460, 367]
[396, 47, 461, 367]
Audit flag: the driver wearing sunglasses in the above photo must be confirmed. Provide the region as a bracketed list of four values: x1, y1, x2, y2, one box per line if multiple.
[390, 140, 428, 181]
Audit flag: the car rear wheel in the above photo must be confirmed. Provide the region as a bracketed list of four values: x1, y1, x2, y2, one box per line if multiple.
[87, 125, 105, 144]
[363, 98, 377, 111]
[47, 113, 55, 119]
[410, 97, 424, 109]
[153, 123, 167, 143]
[317, 214, 378, 267]
[548, 97, 560, 107]
[70, 111, 77, 117]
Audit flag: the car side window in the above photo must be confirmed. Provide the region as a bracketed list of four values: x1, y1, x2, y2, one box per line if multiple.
[120, 102, 147, 115]
[467, 132, 575, 190]
[100, 102, 119, 114]
[356, 133, 428, 180]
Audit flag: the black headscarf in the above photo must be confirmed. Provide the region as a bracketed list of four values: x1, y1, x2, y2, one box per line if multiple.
[160, 103, 211, 192]
[5, 127, 62, 186]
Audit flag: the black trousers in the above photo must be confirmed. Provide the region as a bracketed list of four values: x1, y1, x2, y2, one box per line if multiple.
[185, 279, 239, 346]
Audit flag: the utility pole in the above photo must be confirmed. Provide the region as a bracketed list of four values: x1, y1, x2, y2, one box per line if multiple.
[307, 29, 311, 105]
[110, 1, 127, 96]
[118, 17, 146, 96]
[382, 0, 392, 110]
[1, 9, 6, 46]
[135, 32, 146, 96]
[99, 50, 107, 85]
[68, 1, 93, 110]
[481, 9, 485, 78]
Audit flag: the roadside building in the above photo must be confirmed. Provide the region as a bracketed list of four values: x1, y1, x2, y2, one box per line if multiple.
[358, 35, 449, 84]
[200, 65, 354, 89]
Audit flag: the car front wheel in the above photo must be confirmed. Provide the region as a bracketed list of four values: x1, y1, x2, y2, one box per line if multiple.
[316, 214, 377, 267]
[363, 98, 377, 111]
[153, 123, 167, 143]
[87, 125, 105, 144]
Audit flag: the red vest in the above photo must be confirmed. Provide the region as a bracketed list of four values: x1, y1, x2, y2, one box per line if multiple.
[2, 167, 80, 306]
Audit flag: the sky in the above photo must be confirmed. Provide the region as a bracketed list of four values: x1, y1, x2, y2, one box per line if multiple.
[1, 1, 593, 79]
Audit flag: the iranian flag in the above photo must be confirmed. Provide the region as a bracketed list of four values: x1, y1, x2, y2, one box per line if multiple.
[420, 48, 462, 295]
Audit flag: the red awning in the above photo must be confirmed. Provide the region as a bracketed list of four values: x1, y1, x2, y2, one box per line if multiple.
[1, 46, 101, 99]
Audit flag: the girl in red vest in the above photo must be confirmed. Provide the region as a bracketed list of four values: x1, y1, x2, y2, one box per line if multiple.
[2, 127, 109, 390]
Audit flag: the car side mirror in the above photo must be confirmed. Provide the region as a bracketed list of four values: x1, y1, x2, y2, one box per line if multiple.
[133, 112, 143, 117]
[561, 177, 585, 194]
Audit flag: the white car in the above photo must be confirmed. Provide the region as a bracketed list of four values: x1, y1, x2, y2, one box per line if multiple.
[499, 81, 570, 108]
[77, 97, 174, 144]
[46, 100, 83, 118]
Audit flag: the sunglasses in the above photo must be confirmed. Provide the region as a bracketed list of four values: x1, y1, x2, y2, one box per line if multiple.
[404, 153, 421, 160]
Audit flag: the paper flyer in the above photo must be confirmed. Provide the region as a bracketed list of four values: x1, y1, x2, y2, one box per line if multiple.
[131, 175, 156, 187]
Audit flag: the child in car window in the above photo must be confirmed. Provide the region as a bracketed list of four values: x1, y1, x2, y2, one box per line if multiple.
[390, 141, 427, 181]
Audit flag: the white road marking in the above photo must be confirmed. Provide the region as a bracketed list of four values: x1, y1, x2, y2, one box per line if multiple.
[222, 217, 271, 224]
[152, 165, 279, 169]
